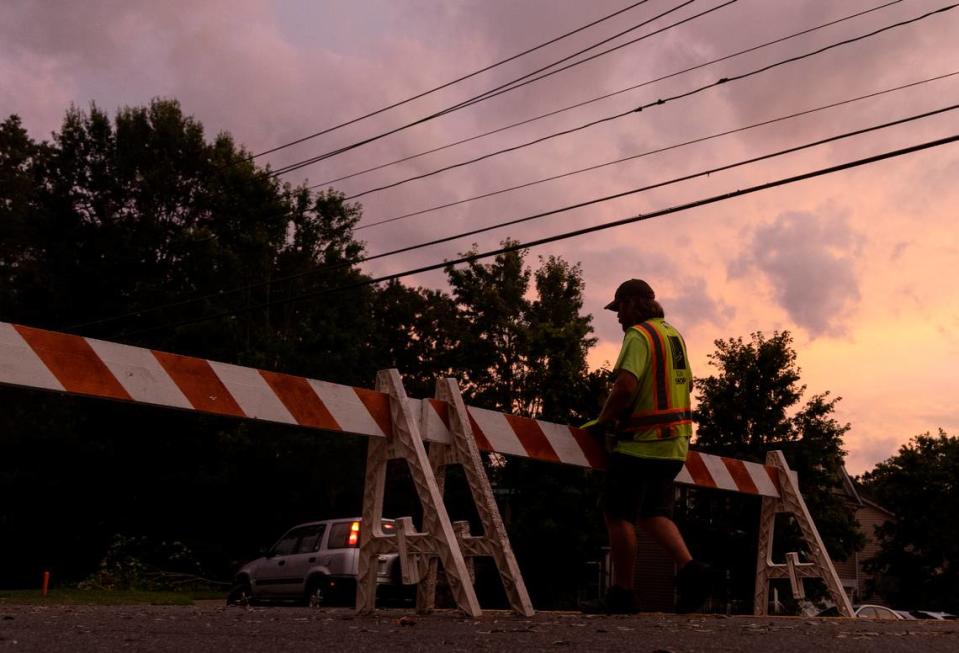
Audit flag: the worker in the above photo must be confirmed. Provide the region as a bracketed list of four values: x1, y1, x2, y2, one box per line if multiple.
[580, 279, 711, 614]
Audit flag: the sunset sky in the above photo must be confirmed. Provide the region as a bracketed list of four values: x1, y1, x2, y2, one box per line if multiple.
[2, 0, 956, 475]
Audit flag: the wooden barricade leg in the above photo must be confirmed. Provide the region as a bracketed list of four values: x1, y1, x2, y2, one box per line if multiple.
[356, 425, 390, 614]
[418, 377, 535, 617]
[753, 494, 777, 616]
[355, 369, 481, 617]
[753, 450, 854, 617]
[416, 442, 445, 614]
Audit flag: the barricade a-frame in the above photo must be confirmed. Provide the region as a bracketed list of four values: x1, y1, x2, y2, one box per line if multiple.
[753, 451, 854, 616]
[354, 370, 533, 617]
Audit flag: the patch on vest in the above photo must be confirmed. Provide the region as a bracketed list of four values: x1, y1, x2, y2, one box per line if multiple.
[668, 335, 687, 370]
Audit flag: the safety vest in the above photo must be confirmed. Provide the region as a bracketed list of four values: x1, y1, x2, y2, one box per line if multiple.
[620, 318, 693, 444]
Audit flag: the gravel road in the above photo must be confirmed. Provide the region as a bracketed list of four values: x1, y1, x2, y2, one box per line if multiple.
[2, 602, 957, 652]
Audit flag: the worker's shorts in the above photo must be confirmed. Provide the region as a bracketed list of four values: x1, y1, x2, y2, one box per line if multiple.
[600, 453, 684, 521]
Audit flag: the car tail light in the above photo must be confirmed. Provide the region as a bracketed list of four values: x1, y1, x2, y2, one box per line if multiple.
[347, 520, 360, 547]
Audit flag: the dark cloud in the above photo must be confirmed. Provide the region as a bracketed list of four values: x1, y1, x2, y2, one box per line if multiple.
[663, 277, 735, 328]
[890, 151, 959, 218]
[845, 433, 905, 474]
[918, 408, 959, 432]
[0, 1, 141, 66]
[890, 240, 910, 261]
[730, 207, 863, 337]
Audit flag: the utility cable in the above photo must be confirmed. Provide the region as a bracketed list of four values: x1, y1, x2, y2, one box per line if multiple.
[296, 132, 959, 297]
[267, 0, 703, 176]
[346, 102, 959, 265]
[268, 0, 733, 177]
[119, 111, 959, 337]
[59, 2, 949, 334]
[339, 2, 958, 201]
[73, 79, 956, 335]
[63, 71, 959, 331]
[356, 70, 959, 231]
[252, 1, 654, 159]
[405, 1, 716, 124]
[311, 0, 904, 190]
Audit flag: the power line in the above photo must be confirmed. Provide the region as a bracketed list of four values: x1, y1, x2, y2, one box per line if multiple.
[311, 0, 904, 191]
[267, 0, 733, 178]
[127, 130, 959, 336]
[356, 70, 959, 231]
[298, 134, 959, 293]
[251, 1, 653, 159]
[315, 132, 959, 290]
[348, 102, 959, 263]
[338, 2, 958, 201]
[267, 0, 704, 177]
[121, 111, 959, 337]
[410, 1, 725, 124]
[70, 73, 951, 335]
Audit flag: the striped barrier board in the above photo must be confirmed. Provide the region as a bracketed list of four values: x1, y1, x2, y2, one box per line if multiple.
[0, 321, 780, 498]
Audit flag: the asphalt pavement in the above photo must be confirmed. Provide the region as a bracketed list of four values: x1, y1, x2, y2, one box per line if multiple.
[1, 602, 957, 652]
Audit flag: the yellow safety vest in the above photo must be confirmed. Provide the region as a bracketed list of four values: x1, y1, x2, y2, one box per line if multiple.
[620, 318, 692, 447]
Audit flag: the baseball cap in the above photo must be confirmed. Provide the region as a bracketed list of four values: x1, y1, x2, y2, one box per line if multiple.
[604, 279, 655, 311]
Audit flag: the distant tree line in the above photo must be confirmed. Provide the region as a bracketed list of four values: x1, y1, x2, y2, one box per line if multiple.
[861, 430, 958, 614]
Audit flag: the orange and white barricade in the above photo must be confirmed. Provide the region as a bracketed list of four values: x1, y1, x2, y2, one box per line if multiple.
[0, 321, 853, 617]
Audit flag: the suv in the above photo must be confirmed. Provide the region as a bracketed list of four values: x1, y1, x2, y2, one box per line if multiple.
[227, 518, 400, 606]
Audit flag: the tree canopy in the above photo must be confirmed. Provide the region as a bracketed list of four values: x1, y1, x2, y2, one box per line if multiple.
[690, 331, 863, 610]
[861, 430, 959, 613]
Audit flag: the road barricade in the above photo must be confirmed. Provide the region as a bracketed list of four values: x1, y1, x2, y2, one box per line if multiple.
[0, 321, 853, 616]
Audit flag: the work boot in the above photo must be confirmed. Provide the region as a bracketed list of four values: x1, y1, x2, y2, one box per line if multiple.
[579, 585, 638, 614]
[676, 560, 713, 613]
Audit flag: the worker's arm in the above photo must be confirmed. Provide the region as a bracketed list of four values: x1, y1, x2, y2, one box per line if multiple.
[596, 369, 639, 428]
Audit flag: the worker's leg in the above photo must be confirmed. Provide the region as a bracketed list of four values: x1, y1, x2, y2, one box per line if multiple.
[604, 513, 638, 590]
[638, 515, 692, 567]
[636, 459, 692, 568]
[636, 461, 714, 613]
[599, 454, 645, 593]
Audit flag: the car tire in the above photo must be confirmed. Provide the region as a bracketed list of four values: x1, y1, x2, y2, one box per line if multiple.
[305, 576, 328, 608]
[226, 579, 253, 606]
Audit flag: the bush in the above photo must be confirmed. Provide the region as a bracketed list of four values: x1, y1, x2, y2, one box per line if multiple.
[79, 534, 222, 592]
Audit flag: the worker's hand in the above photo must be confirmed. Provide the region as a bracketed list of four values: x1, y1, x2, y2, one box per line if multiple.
[580, 419, 613, 442]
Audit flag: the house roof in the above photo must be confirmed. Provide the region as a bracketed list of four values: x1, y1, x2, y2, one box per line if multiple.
[840, 466, 895, 517]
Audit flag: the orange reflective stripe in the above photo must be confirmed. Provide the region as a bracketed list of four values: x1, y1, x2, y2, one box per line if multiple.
[635, 322, 666, 400]
[635, 321, 670, 438]
[623, 410, 693, 430]
[631, 407, 691, 418]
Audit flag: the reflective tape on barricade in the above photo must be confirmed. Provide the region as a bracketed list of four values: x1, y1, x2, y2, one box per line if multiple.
[0, 321, 780, 497]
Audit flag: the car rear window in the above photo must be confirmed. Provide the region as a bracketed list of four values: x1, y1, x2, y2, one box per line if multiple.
[327, 520, 395, 549]
[272, 523, 326, 555]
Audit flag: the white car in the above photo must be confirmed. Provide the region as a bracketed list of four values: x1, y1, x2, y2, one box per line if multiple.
[854, 604, 905, 620]
[898, 610, 958, 620]
[227, 518, 400, 606]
